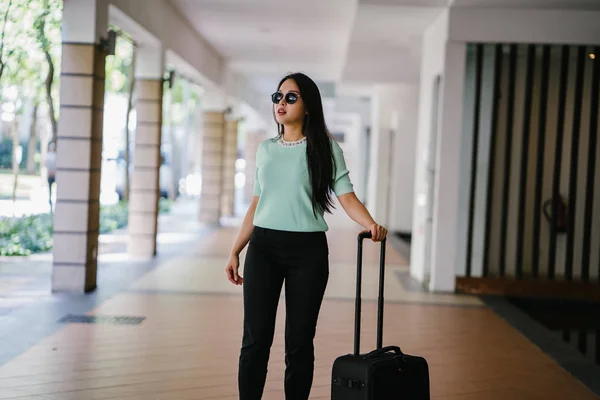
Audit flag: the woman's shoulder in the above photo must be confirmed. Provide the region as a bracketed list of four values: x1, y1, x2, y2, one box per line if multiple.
[258, 137, 278, 150]
[329, 137, 343, 153]
[255, 136, 278, 158]
[262, 136, 279, 146]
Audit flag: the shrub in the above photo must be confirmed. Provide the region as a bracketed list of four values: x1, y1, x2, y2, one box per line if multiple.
[99, 201, 129, 234]
[0, 214, 54, 256]
[0, 199, 174, 256]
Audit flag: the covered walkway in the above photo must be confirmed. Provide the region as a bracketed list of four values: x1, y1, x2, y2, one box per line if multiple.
[1, 0, 600, 398]
[0, 204, 597, 399]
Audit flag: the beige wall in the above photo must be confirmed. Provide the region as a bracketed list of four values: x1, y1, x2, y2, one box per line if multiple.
[199, 111, 225, 224]
[221, 120, 238, 217]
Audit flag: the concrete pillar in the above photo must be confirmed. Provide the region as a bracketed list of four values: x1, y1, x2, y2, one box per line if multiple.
[127, 46, 164, 257]
[410, 10, 449, 288]
[244, 130, 264, 203]
[221, 119, 238, 217]
[52, 0, 108, 293]
[199, 111, 225, 224]
[429, 42, 467, 292]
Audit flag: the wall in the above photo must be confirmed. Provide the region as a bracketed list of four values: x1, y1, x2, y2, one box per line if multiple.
[455, 45, 498, 277]
[410, 9, 449, 284]
[466, 44, 600, 281]
[446, 6, 600, 286]
[416, 4, 600, 292]
[334, 96, 371, 202]
[367, 84, 420, 232]
[448, 7, 600, 46]
[389, 84, 419, 232]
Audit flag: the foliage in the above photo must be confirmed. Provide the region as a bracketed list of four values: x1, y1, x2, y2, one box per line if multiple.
[99, 201, 128, 234]
[0, 0, 61, 106]
[0, 138, 13, 168]
[0, 199, 174, 256]
[105, 32, 134, 94]
[0, 137, 39, 170]
[33, 0, 62, 141]
[159, 198, 173, 213]
[0, 213, 53, 256]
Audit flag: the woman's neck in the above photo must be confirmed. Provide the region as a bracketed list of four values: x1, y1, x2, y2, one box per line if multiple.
[282, 123, 304, 142]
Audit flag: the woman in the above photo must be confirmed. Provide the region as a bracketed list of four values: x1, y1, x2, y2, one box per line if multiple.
[225, 72, 387, 400]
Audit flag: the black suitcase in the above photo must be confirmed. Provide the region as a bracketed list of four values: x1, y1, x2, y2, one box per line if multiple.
[331, 232, 431, 400]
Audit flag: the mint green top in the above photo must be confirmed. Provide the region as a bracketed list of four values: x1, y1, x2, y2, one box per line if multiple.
[252, 136, 354, 232]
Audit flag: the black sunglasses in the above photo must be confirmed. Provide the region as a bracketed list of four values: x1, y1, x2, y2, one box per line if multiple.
[271, 92, 300, 104]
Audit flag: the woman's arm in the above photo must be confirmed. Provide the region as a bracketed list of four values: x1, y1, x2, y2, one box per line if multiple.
[230, 196, 259, 257]
[337, 192, 387, 241]
[225, 196, 259, 285]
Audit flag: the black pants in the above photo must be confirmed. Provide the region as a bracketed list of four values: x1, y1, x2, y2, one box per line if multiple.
[238, 226, 329, 400]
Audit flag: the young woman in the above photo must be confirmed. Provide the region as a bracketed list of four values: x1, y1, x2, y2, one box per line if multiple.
[225, 72, 387, 400]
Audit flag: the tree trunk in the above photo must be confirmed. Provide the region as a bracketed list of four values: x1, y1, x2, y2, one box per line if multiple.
[11, 115, 20, 210]
[26, 103, 39, 174]
[0, 0, 13, 83]
[44, 50, 57, 144]
[123, 49, 136, 202]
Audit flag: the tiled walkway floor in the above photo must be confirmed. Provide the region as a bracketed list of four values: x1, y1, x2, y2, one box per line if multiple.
[0, 202, 597, 399]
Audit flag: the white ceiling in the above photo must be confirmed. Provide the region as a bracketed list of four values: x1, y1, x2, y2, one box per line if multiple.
[168, 0, 597, 101]
[169, 0, 357, 82]
[169, 0, 450, 97]
[343, 3, 443, 83]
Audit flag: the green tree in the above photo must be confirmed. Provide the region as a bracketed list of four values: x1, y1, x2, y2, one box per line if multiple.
[0, 0, 60, 206]
[34, 0, 61, 144]
[0, 0, 13, 81]
[105, 31, 134, 94]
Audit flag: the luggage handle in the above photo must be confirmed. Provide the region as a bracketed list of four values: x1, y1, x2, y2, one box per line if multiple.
[366, 345, 403, 358]
[354, 232, 386, 356]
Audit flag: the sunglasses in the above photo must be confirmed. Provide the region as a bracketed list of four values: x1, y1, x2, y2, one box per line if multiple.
[271, 92, 300, 104]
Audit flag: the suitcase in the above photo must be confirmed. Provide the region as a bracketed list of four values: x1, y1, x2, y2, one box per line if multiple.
[331, 232, 431, 400]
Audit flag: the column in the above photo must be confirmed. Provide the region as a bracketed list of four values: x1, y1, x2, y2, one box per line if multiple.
[52, 0, 108, 293]
[127, 46, 164, 257]
[429, 42, 467, 292]
[199, 111, 225, 224]
[221, 119, 238, 217]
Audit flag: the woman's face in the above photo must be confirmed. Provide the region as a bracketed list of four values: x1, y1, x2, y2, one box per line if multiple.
[274, 79, 305, 125]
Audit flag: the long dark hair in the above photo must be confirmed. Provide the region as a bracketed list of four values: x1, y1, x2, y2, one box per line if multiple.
[274, 73, 336, 217]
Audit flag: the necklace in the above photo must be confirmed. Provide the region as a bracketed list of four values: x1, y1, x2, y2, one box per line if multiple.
[278, 136, 307, 148]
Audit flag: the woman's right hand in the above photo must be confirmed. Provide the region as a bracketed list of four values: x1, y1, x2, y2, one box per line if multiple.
[225, 254, 243, 285]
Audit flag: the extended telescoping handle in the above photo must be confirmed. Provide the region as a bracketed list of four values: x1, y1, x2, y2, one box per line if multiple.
[354, 232, 386, 356]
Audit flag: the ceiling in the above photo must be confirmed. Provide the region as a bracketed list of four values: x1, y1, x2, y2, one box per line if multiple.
[168, 0, 597, 102]
[169, 0, 357, 86]
[169, 0, 448, 97]
[343, 3, 443, 84]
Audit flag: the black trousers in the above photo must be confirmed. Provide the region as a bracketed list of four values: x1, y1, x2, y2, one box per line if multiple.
[238, 226, 329, 400]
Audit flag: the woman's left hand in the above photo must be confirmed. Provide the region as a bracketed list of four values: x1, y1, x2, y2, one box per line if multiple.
[365, 223, 387, 242]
